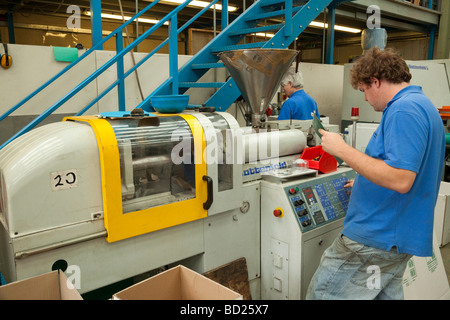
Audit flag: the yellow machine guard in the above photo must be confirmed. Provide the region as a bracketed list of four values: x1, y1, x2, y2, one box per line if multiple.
[64, 115, 208, 243]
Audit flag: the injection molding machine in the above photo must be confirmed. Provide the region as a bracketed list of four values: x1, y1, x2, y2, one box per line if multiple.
[0, 49, 355, 299]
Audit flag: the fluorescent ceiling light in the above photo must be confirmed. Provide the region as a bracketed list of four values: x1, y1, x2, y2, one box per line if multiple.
[85, 11, 168, 25]
[310, 20, 361, 33]
[255, 32, 275, 38]
[254, 20, 360, 38]
[160, 0, 238, 12]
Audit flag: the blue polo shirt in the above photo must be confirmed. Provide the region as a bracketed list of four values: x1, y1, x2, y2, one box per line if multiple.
[342, 85, 445, 257]
[278, 89, 320, 120]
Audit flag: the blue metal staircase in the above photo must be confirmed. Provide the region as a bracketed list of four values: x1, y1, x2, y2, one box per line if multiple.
[146, 0, 351, 112]
[0, 0, 351, 150]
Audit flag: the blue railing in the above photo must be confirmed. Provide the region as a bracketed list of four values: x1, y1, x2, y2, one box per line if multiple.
[0, 0, 227, 150]
[77, 0, 223, 116]
[0, 0, 161, 122]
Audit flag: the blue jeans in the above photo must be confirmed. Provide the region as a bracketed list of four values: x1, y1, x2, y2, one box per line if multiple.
[306, 234, 412, 300]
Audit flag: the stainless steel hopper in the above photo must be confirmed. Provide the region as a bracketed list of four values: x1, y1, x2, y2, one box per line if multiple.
[218, 49, 298, 127]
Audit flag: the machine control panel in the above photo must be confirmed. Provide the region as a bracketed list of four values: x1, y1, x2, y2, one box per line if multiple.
[285, 170, 356, 232]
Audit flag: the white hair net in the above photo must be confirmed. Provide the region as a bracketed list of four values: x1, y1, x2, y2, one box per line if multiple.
[281, 67, 304, 88]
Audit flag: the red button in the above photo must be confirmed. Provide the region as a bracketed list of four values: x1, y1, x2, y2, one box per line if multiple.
[289, 188, 296, 194]
[273, 209, 282, 217]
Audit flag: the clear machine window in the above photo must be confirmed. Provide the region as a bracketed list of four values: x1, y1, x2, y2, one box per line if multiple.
[107, 116, 195, 213]
[205, 113, 233, 192]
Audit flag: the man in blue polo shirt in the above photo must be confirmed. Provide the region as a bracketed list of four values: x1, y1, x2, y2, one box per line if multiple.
[278, 68, 320, 120]
[306, 47, 445, 300]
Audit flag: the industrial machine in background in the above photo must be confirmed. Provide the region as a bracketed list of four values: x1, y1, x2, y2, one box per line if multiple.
[0, 49, 351, 299]
[341, 59, 450, 130]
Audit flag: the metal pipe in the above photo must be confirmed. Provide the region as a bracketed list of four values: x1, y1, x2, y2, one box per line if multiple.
[352, 120, 357, 148]
[428, 24, 436, 60]
[221, 0, 228, 30]
[14, 231, 108, 259]
[326, 5, 336, 65]
[90, 0, 103, 49]
[7, 11, 15, 44]
[170, 14, 179, 95]
[136, 0, 139, 52]
[116, 31, 126, 111]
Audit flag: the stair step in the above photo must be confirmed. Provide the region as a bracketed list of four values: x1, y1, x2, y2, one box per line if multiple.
[228, 23, 284, 36]
[245, 5, 303, 22]
[211, 41, 266, 53]
[191, 62, 225, 69]
[260, 0, 288, 7]
[179, 82, 225, 88]
[151, 0, 338, 112]
[260, 0, 306, 7]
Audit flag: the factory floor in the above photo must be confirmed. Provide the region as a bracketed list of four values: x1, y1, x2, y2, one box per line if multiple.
[60, 242, 450, 300]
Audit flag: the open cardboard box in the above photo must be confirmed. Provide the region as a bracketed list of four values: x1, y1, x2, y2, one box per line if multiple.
[403, 235, 450, 300]
[113, 265, 243, 300]
[0, 270, 83, 300]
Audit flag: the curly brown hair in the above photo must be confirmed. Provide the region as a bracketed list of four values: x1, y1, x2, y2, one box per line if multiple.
[350, 47, 412, 89]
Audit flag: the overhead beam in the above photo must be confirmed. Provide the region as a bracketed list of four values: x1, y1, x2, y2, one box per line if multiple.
[344, 0, 440, 26]
[335, 8, 427, 32]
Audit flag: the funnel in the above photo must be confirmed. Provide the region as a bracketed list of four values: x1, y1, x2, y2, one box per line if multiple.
[219, 49, 298, 127]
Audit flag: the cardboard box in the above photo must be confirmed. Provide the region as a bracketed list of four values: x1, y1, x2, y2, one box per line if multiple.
[113, 265, 243, 300]
[403, 235, 450, 300]
[434, 181, 450, 247]
[0, 270, 82, 300]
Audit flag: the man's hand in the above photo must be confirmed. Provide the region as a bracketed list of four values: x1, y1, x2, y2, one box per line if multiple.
[344, 179, 354, 188]
[318, 129, 416, 194]
[318, 129, 348, 158]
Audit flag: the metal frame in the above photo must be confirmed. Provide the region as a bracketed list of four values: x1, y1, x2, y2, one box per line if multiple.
[0, 0, 225, 150]
[203, 0, 344, 110]
[15, 1, 441, 147]
[1, 0, 350, 147]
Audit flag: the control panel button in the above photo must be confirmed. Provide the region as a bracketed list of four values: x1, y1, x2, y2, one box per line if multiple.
[302, 220, 312, 227]
[273, 208, 283, 218]
[284, 170, 356, 233]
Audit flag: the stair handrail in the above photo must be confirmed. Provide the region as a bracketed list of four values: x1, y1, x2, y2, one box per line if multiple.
[0, 0, 212, 150]
[0, 0, 162, 124]
[78, 0, 221, 116]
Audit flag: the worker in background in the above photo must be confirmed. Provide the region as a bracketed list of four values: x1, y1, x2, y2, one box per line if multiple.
[278, 67, 320, 120]
[306, 47, 445, 300]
